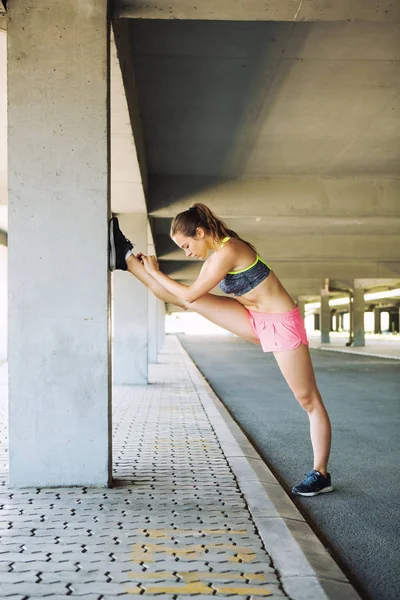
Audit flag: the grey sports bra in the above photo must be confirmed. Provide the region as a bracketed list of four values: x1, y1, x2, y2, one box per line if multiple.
[218, 237, 271, 296]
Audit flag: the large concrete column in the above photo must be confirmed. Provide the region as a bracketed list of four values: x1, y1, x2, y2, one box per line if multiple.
[320, 293, 330, 344]
[353, 287, 365, 347]
[8, 1, 111, 487]
[112, 213, 148, 384]
[374, 307, 381, 334]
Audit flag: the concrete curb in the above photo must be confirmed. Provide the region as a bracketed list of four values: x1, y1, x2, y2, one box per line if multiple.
[178, 339, 362, 600]
[319, 346, 400, 361]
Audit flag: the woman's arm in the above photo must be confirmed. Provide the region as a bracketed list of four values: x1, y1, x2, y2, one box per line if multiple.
[142, 248, 235, 303]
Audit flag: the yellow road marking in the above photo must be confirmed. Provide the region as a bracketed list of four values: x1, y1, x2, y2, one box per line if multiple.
[131, 543, 256, 563]
[128, 571, 268, 582]
[126, 583, 272, 595]
[139, 528, 248, 538]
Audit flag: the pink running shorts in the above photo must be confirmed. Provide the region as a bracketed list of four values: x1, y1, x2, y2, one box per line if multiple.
[248, 307, 309, 353]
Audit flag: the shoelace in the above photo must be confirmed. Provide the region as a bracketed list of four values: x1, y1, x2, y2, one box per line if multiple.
[123, 235, 134, 249]
[303, 470, 320, 484]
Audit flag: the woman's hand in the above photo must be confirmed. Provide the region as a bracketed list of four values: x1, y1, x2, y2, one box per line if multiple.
[142, 254, 159, 273]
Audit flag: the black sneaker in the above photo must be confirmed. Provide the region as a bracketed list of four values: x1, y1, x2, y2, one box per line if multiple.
[292, 470, 333, 497]
[109, 217, 134, 271]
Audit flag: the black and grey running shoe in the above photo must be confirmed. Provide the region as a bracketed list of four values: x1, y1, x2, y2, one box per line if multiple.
[109, 217, 135, 271]
[292, 470, 333, 497]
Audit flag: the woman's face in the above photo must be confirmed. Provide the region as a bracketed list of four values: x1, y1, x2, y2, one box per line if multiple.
[172, 228, 209, 260]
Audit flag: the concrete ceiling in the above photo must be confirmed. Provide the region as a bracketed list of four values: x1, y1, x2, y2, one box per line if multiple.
[128, 20, 400, 178]
[115, 0, 400, 22]
[119, 17, 400, 299]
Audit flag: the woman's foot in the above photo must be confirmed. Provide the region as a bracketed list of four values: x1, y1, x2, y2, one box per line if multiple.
[109, 217, 135, 271]
[292, 470, 333, 497]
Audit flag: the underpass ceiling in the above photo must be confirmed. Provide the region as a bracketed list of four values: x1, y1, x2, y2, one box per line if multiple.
[115, 0, 400, 22]
[129, 20, 400, 178]
[125, 18, 400, 298]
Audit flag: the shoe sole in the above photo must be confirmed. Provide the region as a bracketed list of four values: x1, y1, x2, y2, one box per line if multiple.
[109, 218, 116, 271]
[292, 485, 334, 497]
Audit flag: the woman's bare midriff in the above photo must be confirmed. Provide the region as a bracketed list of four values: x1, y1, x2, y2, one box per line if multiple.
[235, 271, 296, 314]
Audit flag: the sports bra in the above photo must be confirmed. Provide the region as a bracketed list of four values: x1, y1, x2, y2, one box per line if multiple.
[218, 237, 271, 296]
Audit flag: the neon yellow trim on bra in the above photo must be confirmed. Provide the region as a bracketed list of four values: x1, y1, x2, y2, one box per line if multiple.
[220, 236, 231, 247]
[219, 237, 270, 273]
[227, 255, 270, 275]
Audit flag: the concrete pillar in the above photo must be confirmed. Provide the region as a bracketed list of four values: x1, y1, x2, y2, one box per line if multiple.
[297, 299, 306, 320]
[353, 287, 365, 346]
[158, 301, 166, 351]
[112, 213, 148, 384]
[0, 244, 7, 362]
[148, 297, 166, 363]
[320, 293, 330, 344]
[334, 312, 340, 332]
[374, 307, 381, 334]
[8, 1, 111, 487]
[148, 292, 159, 364]
[389, 310, 399, 334]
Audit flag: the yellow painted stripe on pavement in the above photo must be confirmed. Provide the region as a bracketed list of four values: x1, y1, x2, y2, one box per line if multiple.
[126, 583, 272, 595]
[128, 571, 268, 582]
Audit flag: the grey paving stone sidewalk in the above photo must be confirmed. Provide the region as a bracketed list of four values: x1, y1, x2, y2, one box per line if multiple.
[0, 342, 287, 599]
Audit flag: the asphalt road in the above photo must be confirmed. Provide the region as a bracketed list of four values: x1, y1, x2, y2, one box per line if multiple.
[178, 334, 400, 600]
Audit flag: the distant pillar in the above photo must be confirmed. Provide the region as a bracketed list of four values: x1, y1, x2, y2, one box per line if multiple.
[389, 310, 399, 334]
[297, 299, 306, 320]
[320, 293, 330, 344]
[113, 213, 148, 384]
[158, 301, 166, 351]
[148, 296, 165, 363]
[0, 245, 7, 362]
[374, 307, 381, 334]
[353, 287, 365, 347]
[148, 292, 159, 363]
[314, 313, 320, 331]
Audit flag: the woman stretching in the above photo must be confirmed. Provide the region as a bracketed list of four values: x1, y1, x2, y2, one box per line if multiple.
[109, 203, 333, 497]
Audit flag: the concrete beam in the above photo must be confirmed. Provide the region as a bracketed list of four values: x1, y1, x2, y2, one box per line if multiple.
[110, 28, 147, 214]
[171, 276, 400, 301]
[114, 0, 400, 22]
[112, 19, 148, 197]
[160, 260, 400, 280]
[148, 176, 400, 219]
[157, 234, 400, 262]
[169, 278, 325, 299]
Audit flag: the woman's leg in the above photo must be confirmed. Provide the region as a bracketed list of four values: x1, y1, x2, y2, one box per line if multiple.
[126, 255, 187, 309]
[273, 344, 331, 475]
[126, 255, 260, 345]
